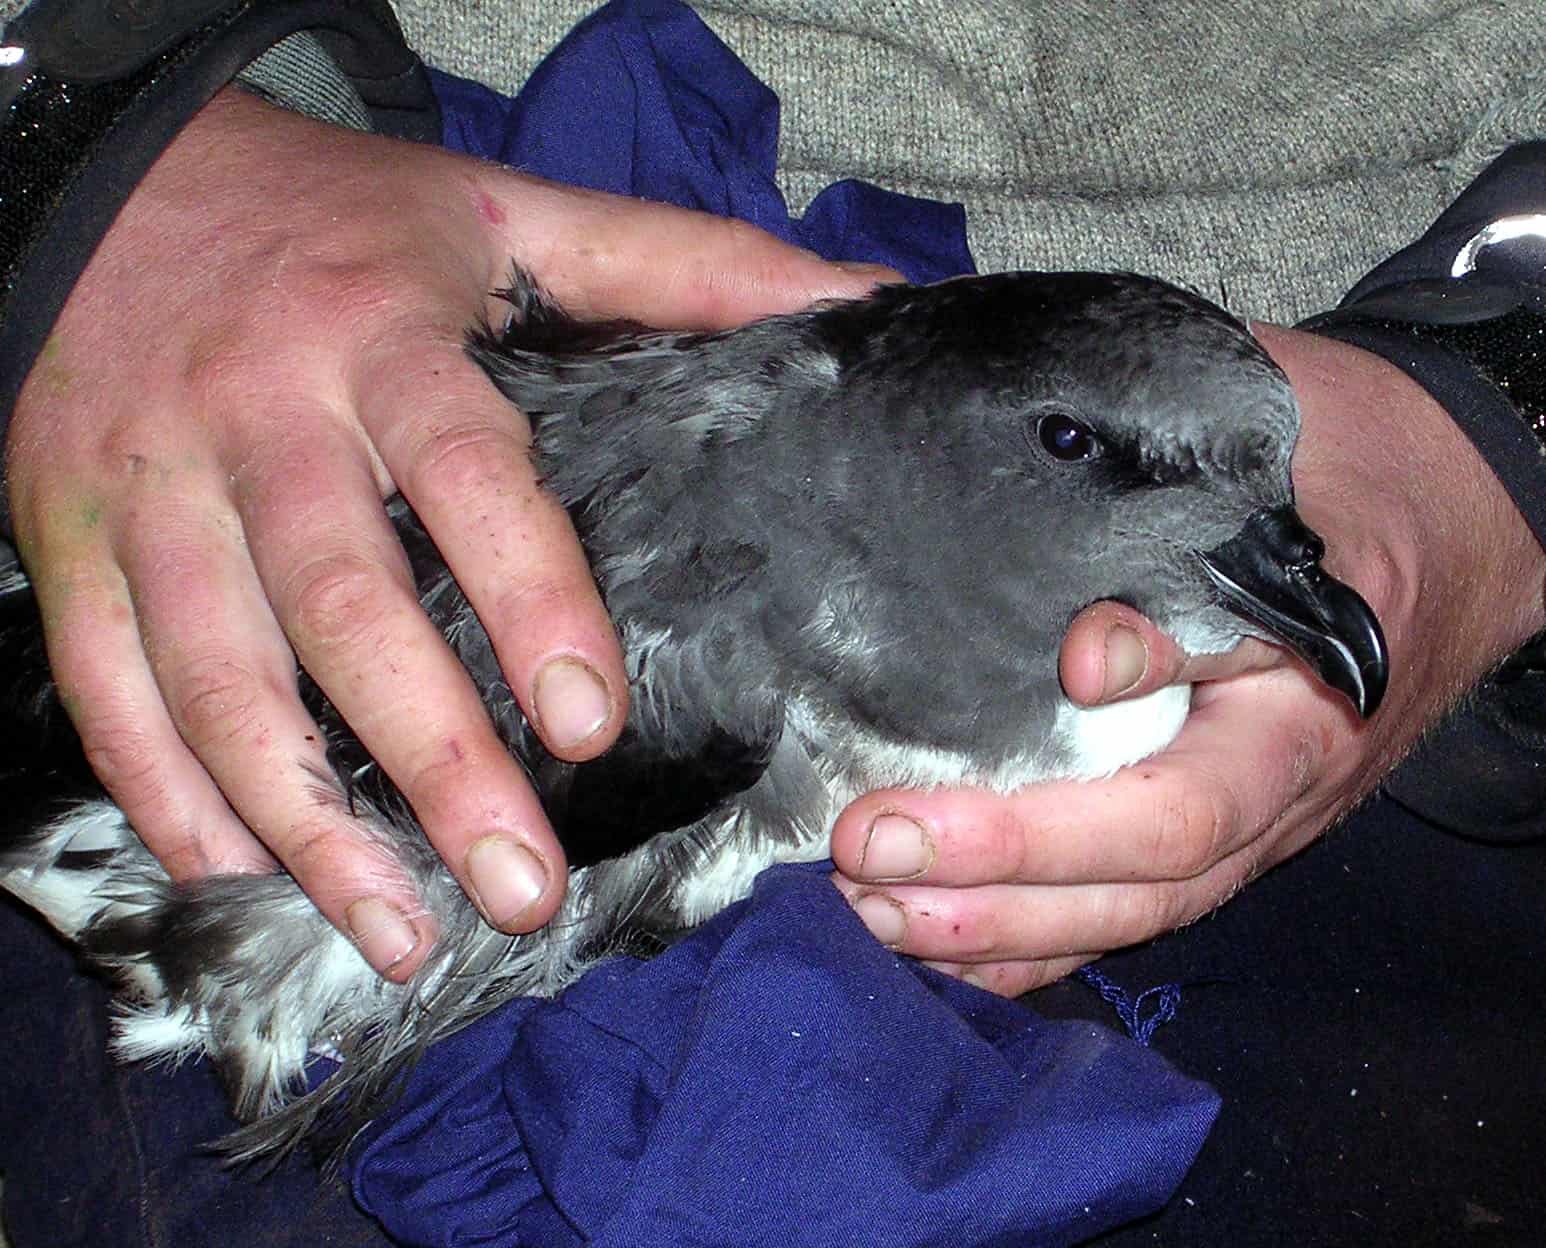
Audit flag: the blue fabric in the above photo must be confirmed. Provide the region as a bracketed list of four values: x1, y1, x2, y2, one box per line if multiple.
[429, 0, 973, 285]
[345, 3, 1220, 1245]
[351, 869, 1218, 1248]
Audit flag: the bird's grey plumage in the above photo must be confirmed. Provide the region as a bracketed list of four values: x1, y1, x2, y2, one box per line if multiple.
[0, 270, 1385, 1159]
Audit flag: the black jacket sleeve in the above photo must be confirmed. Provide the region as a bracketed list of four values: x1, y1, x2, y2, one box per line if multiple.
[0, 0, 441, 451]
[1304, 140, 1546, 842]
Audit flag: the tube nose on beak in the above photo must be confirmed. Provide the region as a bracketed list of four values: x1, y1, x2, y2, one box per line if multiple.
[1198, 506, 1388, 717]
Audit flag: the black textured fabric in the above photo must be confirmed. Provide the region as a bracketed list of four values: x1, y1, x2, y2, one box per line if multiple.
[1301, 143, 1546, 553]
[2, 51, 181, 318]
[0, 0, 440, 483]
[1407, 307, 1546, 436]
[4, 0, 237, 83]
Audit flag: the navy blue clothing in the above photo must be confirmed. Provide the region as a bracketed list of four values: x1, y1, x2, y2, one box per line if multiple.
[7, 788, 1546, 1247]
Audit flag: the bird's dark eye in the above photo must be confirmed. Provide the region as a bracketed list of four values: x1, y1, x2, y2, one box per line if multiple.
[1036, 413, 1103, 462]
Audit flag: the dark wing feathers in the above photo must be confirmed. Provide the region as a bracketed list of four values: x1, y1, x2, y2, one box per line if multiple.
[524, 718, 781, 869]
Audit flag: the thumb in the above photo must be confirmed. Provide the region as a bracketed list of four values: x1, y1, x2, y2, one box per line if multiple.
[485, 170, 901, 329]
[1060, 600, 1289, 706]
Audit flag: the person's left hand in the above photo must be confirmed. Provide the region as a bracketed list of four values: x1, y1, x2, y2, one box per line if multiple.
[8, 86, 897, 981]
[830, 324, 1546, 995]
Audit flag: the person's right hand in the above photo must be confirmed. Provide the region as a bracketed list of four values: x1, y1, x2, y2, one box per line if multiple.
[7, 85, 894, 979]
[829, 323, 1546, 994]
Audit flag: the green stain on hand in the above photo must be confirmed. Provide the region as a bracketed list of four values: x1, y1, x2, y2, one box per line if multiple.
[33, 336, 74, 395]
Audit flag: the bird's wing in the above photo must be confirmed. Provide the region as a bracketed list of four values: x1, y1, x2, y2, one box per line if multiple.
[515, 710, 783, 870]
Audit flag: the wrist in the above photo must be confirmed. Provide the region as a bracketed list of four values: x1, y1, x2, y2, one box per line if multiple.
[0, 0, 435, 459]
[1258, 324, 1546, 683]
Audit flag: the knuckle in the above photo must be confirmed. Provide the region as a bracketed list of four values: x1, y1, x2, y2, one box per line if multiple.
[980, 807, 1033, 882]
[260, 253, 402, 338]
[92, 420, 167, 489]
[77, 717, 163, 801]
[284, 817, 342, 877]
[395, 734, 501, 819]
[1148, 781, 1240, 878]
[144, 832, 212, 884]
[285, 553, 399, 656]
[177, 329, 255, 410]
[69, 711, 207, 882]
[168, 655, 264, 746]
[174, 305, 309, 413]
[486, 573, 583, 640]
[278, 817, 359, 910]
[48, 644, 156, 799]
[405, 422, 530, 504]
[394, 749, 461, 812]
[179, 258, 409, 406]
[300, 258, 400, 323]
[280, 809, 419, 920]
[1112, 884, 1191, 944]
[927, 901, 1006, 961]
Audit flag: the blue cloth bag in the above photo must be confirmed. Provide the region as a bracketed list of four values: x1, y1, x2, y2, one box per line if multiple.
[352, 866, 1218, 1247]
[351, 3, 1221, 1244]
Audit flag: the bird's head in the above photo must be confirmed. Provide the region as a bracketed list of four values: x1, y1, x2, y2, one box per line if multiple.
[796, 271, 1387, 721]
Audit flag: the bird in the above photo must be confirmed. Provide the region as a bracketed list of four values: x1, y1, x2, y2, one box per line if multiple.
[0, 269, 1386, 1159]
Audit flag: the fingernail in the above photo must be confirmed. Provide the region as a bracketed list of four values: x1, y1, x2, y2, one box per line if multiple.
[1103, 626, 1149, 699]
[533, 657, 612, 750]
[834, 260, 902, 282]
[852, 892, 908, 947]
[465, 836, 548, 928]
[857, 814, 934, 881]
[346, 897, 421, 975]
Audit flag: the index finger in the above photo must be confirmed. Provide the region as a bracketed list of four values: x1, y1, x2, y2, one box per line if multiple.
[361, 340, 628, 768]
[832, 671, 1352, 888]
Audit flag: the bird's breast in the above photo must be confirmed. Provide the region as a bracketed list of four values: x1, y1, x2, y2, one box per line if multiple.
[1048, 684, 1193, 781]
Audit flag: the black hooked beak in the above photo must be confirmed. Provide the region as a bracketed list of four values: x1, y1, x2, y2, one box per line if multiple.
[1197, 506, 1388, 717]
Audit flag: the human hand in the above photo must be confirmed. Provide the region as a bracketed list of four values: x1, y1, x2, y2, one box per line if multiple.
[831, 324, 1546, 995]
[8, 86, 893, 979]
